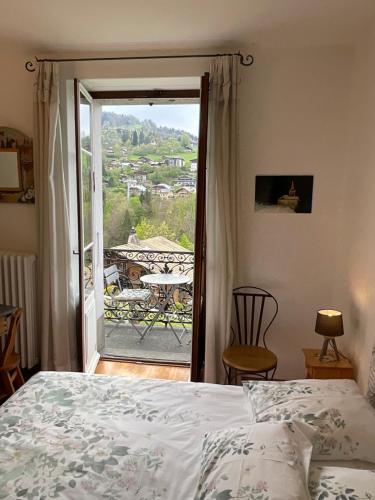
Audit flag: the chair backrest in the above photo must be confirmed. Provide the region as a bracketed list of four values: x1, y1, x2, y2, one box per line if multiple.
[232, 286, 278, 348]
[104, 265, 122, 293]
[0, 317, 7, 337]
[0, 308, 22, 367]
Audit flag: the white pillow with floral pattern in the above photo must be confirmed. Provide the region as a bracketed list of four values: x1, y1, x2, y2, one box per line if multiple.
[309, 465, 375, 499]
[243, 381, 375, 462]
[194, 422, 313, 500]
[243, 379, 360, 418]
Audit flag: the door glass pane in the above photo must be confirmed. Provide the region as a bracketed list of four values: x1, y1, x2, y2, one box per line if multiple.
[84, 247, 94, 294]
[80, 95, 91, 152]
[81, 149, 92, 247]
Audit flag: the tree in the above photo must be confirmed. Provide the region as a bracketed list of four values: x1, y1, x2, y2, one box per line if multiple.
[179, 233, 194, 250]
[135, 219, 176, 241]
[180, 132, 191, 149]
[131, 130, 138, 146]
[121, 130, 130, 143]
[121, 209, 132, 244]
[139, 129, 145, 144]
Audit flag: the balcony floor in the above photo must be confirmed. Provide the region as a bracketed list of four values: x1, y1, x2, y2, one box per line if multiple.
[101, 321, 192, 363]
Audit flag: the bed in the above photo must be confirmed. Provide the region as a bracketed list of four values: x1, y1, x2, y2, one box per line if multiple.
[0, 353, 375, 499]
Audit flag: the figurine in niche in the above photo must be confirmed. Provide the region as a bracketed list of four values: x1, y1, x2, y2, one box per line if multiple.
[277, 181, 300, 211]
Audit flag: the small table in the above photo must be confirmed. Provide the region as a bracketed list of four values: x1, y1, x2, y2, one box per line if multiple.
[140, 273, 191, 345]
[303, 348, 354, 379]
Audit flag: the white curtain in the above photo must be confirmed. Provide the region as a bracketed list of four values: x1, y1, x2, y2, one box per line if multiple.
[34, 62, 78, 371]
[204, 56, 239, 384]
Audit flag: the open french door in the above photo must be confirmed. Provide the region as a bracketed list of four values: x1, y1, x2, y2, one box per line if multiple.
[190, 72, 209, 382]
[74, 80, 99, 373]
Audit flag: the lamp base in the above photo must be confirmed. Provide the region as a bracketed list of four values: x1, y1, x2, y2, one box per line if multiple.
[319, 337, 340, 362]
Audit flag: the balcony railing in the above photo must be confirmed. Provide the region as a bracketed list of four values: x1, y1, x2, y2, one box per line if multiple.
[103, 248, 194, 327]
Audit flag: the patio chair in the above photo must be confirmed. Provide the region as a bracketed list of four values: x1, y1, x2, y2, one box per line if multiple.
[104, 265, 151, 337]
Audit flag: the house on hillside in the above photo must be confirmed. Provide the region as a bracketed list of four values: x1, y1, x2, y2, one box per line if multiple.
[176, 175, 195, 187]
[165, 156, 185, 167]
[129, 184, 147, 196]
[174, 186, 195, 197]
[190, 159, 198, 172]
[134, 170, 147, 183]
[152, 183, 172, 195]
[138, 156, 151, 163]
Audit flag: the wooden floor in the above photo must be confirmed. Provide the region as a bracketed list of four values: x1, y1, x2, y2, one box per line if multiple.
[95, 360, 190, 382]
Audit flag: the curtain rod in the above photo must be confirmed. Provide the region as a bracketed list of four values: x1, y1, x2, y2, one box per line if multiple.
[25, 51, 254, 72]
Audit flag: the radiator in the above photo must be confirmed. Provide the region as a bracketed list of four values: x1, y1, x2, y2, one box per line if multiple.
[0, 252, 38, 368]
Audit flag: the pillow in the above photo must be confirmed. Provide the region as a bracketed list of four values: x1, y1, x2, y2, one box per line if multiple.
[309, 465, 375, 499]
[243, 381, 375, 463]
[194, 422, 313, 500]
[243, 379, 360, 418]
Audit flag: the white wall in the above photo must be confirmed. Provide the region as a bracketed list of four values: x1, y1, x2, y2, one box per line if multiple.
[0, 45, 359, 381]
[336, 25, 375, 393]
[237, 46, 353, 380]
[0, 48, 37, 253]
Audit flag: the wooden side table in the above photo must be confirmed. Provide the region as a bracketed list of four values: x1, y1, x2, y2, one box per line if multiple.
[303, 348, 354, 379]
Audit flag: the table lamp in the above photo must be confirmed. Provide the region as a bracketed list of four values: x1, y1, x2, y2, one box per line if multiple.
[315, 309, 344, 361]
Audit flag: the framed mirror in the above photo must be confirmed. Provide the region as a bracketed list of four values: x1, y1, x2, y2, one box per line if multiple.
[0, 127, 34, 203]
[0, 149, 22, 191]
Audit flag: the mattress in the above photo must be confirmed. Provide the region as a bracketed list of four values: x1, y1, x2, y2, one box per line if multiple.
[0, 371, 250, 499]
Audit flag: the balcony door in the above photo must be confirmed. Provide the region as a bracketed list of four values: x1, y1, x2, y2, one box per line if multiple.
[74, 80, 99, 372]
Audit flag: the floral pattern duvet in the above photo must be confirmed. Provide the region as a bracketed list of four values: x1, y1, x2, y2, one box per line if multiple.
[0, 371, 250, 499]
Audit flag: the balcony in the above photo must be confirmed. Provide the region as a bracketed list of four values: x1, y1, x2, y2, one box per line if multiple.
[102, 247, 194, 364]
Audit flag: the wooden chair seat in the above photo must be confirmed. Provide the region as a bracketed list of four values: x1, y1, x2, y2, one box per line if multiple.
[0, 308, 24, 399]
[223, 345, 277, 373]
[0, 352, 21, 372]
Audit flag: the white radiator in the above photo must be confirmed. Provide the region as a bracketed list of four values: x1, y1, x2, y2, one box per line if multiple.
[0, 252, 38, 368]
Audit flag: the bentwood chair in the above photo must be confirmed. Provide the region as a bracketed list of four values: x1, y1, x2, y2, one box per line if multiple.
[222, 286, 278, 384]
[0, 308, 25, 398]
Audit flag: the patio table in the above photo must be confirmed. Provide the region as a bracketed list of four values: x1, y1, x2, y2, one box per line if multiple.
[140, 273, 191, 345]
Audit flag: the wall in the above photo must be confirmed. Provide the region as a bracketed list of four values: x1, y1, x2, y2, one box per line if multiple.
[0, 45, 357, 381]
[336, 24, 375, 393]
[237, 46, 353, 380]
[0, 48, 37, 253]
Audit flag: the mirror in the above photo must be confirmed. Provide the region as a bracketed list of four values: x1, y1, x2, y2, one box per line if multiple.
[0, 149, 21, 191]
[0, 127, 34, 203]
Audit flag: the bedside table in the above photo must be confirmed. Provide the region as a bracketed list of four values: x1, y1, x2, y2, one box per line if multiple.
[303, 348, 354, 379]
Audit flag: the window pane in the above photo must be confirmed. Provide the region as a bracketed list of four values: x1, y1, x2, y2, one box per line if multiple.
[80, 94, 91, 152]
[81, 149, 92, 247]
[84, 247, 94, 293]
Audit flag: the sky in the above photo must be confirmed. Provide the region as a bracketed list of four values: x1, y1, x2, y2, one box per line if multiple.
[102, 104, 200, 136]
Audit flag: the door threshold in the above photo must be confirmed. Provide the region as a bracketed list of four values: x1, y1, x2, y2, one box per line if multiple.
[99, 355, 190, 368]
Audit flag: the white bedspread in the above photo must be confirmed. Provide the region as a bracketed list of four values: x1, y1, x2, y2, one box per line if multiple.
[0, 371, 250, 499]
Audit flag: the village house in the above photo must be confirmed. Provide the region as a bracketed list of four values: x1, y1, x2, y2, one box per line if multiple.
[165, 156, 185, 167]
[174, 186, 195, 197]
[151, 183, 172, 195]
[190, 159, 197, 172]
[133, 170, 147, 183]
[129, 184, 147, 196]
[176, 174, 195, 187]
[138, 156, 152, 164]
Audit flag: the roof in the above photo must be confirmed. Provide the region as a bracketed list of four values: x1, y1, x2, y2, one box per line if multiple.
[113, 236, 187, 253]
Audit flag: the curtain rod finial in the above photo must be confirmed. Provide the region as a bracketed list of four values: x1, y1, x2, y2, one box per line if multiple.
[25, 60, 37, 72]
[239, 54, 254, 66]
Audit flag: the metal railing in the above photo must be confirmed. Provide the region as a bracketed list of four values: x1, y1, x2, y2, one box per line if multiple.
[103, 248, 194, 327]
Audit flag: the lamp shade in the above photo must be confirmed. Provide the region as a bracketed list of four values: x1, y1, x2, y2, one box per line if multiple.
[315, 309, 344, 337]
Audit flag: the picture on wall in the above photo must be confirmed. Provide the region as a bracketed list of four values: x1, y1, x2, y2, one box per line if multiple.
[255, 175, 313, 213]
